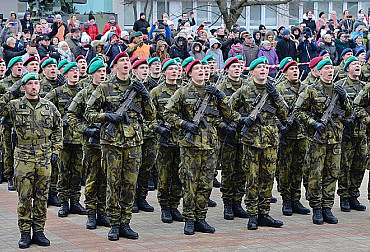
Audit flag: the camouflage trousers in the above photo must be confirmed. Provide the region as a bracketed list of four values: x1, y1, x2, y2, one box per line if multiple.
[278, 138, 308, 202]
[220, 142, 246, 203]
[337, 135, 367, 198]
[156, 145, 182, 209]
[102, 144, 141, 226]
[14, 156, 51, 233]
[57, 143, 83, 203]
[302, 141, 310, 192]
[180, 147, 216, 221]
[244, 145, 277, 216]
[83, 145, 107, 215]
[2, 126, 14, 180]
[308, 141, 341, 209]
[136, 137, 156, 199]
[49, 160, 59, 195]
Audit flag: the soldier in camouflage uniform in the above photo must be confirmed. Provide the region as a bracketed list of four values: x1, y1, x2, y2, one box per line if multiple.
[76, 55, 92, 87]
[23, 56, 40, 75]
[204, 55, 220, 84]
[150, 59, 184, 223]
[0, 58, 5, 184]
[85, 52, 156, 241]
[216, 57, 248, 220]
[337, 56, 368, 212]
[275, 57, 310, 216]
[294, 59, 352, 225]
[164, 59, 236, 235]
[229, 57, 287, 230]
[0, 73, 62, 248]
[302, 57, 322, 86]
[45, 61, 86, 218]
[360, 52, 370, 82]
[334, 49, 353, 82]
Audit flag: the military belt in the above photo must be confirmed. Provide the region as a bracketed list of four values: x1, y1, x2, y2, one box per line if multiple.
[18, 138, 49, 146]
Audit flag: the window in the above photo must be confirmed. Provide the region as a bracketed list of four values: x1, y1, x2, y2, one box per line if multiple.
[211, 2, 222, 26]
[182, 2, 193, 15]
[332, 2, 343, 20]
[265, 6, 277, 26]
[347, 3, 358, 16]
[237, 6, 247, 26]
[302, 2, 314, 17]
[157, 1, 170, 21]
[124, 0, 135, 26]
[197, 2, 209, 24]
[250, 5, 261, 27]
[317, 2, 329, 18]
[289, 2, 299, 25]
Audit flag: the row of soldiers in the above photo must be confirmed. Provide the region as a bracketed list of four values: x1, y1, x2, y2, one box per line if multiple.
[0, 46, 370, 248]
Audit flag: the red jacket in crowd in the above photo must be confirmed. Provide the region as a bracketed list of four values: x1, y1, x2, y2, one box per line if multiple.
[83, 22, 100, 41]
[102, 22, 121, 37]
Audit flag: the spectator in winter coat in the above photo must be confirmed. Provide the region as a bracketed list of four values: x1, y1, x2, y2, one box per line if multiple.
[297, 28, 318, 76]
[82, 14, 99, 41]
[216, 28, 233, 61]
[2, 37, 26, 65]
[228, 38, 245, 61]
[177, 12, 196, 31]
[126, 31, 149, 58]
[329, 11, 340, 29]
[206, 38, 224, 69]
[257, 40, 279, 77]
[302, 11, 316, 35]
[318, 34, 339, 65]
[66, 28, 81, 57]
[265, 31, 277, 49]
[133, 12, 150, 32]
[253, 30, 262, 47]
[276, 29, 297, 62]
[335, 31, 356, 56]
[105, 32, 125, 66]
[189, 41, 205, 60]
[353, 14, 367, 30]
[195, 29, 210, 52]
[354, 34, 366, 51]
[242, 33, 259, 67]
[76, 34, 96, 64]
[338, 10, 354, 32]
[57, 41, 75, 62]
[151, 40, 169, 61]
[169, 36, 189, 60]
[316, 12, 328, 34]
[49, 14, 69, 42]
[102, 16, 121, 37]
[149, 20, 172, 45]
[5, 11, 22, 35]
[68, 14, 82, 31]
[20, 12, 33, 35]
[37, 35, 60, 61]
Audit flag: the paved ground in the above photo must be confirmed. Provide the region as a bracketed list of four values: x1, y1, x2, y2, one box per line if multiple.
[1, 172, 370, 252]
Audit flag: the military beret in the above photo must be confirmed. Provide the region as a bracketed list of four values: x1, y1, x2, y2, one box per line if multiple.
[0, 58, 4, 63]
[173, 57, 181, 63]
[224, 57, 239, 70]
[201, 59, 209, 65]
[148, 57, 160, 66]
[182, 56, 195, 68]
[133, 31, 143, 37]
[130, 56, 141, 65]
[75, 55, 86, 62]
[58, 59, 69, 70]
[235, 55, 244, 61]
[39, 57, 50, 67]
[88, 56, 104, 68]
[279, 57, 293, 70]
[203, 55, 216, 62]
[162, 59, 178, 71]
[63, 62, 78, 75]
[340, 48, 353, 58]
[88, 59, 105, 74]
[366, 51, 370, 61]
[161, 58, 171, 70]
[41, 58, 57, 69]
[309, 57, 323, 69]
[344, 56, 359, 71]
[249, 56, 269, 71]
[354, 48, 366, 57]
[186, 59, 201, 76]
[8, 56, 23, 69]
[319, 50, 329, 57]
[132, 59, 148, 69]
[112, 52, 129, 65]
[316, 59, 333, 70]
[22, 72, 39, 85]
[23, 56, 39, 66]
[280, 57, 297, 72]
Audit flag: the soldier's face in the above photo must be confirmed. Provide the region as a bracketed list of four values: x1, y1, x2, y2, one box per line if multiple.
[164, 65, 178, 82]
[203, 64, 210, 80]
[285, 65, 299, 82]
[357, 52, 366, 63]
[26, 62, 40, 74]
[208, 60, 216, 74]
[11, 62, 23, 77]
[348, 61, 361, 77]
[343, 52, 353, 62]
[319, 65, 334, 83]
[149, 61, 161, 74]
[66, 67, 80, 84]
[22, 80, 40, 97]
[227, 63, 241, 79]
[0, 62, 6, 77]
[92, 67, 106, 84]
[133, 64, 149, 81]
[311, 67, 320, 77]
[43, 64, 57, 80]
[189, 65, 204, 83]
[77, 60, 87, 74]
[251, 64, 268, 82]
[116, 57, 131, 75]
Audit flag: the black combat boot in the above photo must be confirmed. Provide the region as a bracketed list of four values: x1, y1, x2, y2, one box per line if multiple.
[31, 231, 50, 246]
[184, 220, 195, 235]
[86, 214, 97, 229]
[349, 197, 366, 211]
[119, 223, 139, 239]
[194, 219, 215, 233]
[223, 202, 234, 220]
[247, 215, 258, 230]
[0, 171, 5, 184]
[208, 198, 217, 207]
[340, 197, 350, 212]
[161, 209, 173, 223]
[232, 203, 249, 218]
[8, 179, 15, 191]
[137, 198, 154, 212]
[108, 225, 120, 241]
[47, 193, 61, 207]
[270, 196, 277, 203]
[312, 208, 323, 225]
[258, 214, 284, 228]
[322, 208, 338, 224]
[97, 214, 110, 227]
[58, 201, 69, 217]
[132, 200, 139, 213]
[69, 200, 87, 215]
[282, 201, 293, 216]
[170, 208, 184, 222]
[291, 201, 310, 214]
[213, 177, 221, 188]
[18, 233, 31, 249]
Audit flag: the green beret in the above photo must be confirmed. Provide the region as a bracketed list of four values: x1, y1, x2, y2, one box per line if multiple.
[41, 58, 57, 69]
[235, 55, 243, 61]
[8, 56, 23, 69]
[162, 59, 178, 71]
[316, 59, 333, 70]
[201, 59, 209, 65]
[173, 57, 181, 63]
[58, 59, 69, 70]
[148, 57, 160, 66]
[22, 73, 39, 85]
[63, 62, 78, 75]
[88, 59, 105, 74]
[88, 56, 104, 68]
[182, 56, 194, 68]
[249, 56, 269, 71]
[133, 31, 143, 37]
[203, 55, 216, 62]
[279, 57, 293, 70]
[344, 56, 358, 71]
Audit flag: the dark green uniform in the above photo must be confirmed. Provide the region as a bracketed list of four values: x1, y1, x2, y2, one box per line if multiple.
[334, 61, 347, 81]
[302, 72, 319, 86]
[361, 63, 370, 82]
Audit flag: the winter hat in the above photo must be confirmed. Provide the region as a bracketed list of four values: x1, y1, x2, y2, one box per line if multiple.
[89, 14, 95, 20]
[283, 29, 290, 36]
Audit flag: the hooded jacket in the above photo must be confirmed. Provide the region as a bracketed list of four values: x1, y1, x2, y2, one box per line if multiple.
[105, 32, 126, 65]
[103, 21, 121, 37]
[20, 12, 34, 35]
[83, 21, 99, 41]
[257, 46, 279, 76]
[242, 41, 259, 67]
[206, 39, 224, 69]
[189, 42, 205, 60]
[152, 40, 170, 61]
[133, 16, 150, 32]
[5, 11, 22, 34]
[2, 43, 26, 65]
[253, 31, 262, 46]
[169, 36, 190, 60]
[302, 14, 316, 34]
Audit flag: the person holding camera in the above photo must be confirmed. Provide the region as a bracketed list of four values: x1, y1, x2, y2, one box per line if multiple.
[335, 31, 356, 56]
[102, 16, 121, 37]
[5, 11, 21, 35]
[298, 27, 318, 78]
[339, 10, 354, 33]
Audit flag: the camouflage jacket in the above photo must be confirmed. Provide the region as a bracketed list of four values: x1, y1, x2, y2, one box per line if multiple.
[79, 75, 93, 88]
[0, 74, 21, 94]
[229, 79, 288, 149]
[45, 83, 84, 144]
[294, 79, 353, 144]
[353, 83, 370, 134]
[0, 94, 62, 161]
[302, 71, 319, 86]
[334, 61, 347, 82]
[361, 63, 370, 83]
[84, 75, 156, 148]
[163, 81, 236, 150]
[141, 75, 159, 139]
[39, 77, 59, 98]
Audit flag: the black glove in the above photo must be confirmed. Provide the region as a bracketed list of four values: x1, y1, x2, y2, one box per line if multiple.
[239, 116, 254, 127]
[220, 123, 236, 136]
[51, 153, 58, 166]
[334, 85, 346, 103]
[265, 80, 280, 101]
[311, 121, 325, 134]
[57, 74, 67, 86]
[341, 118, 354, 128]
[156, 125, 170, 137]
[278, 123, 287, 135]
[10, 80, 22, 97]
[205, 85, 226, 100]
[181, 120, 198, 134]
[83, 127, 100, 138]
[105, 112, 123, 124]
[133, 81, 151, 100]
